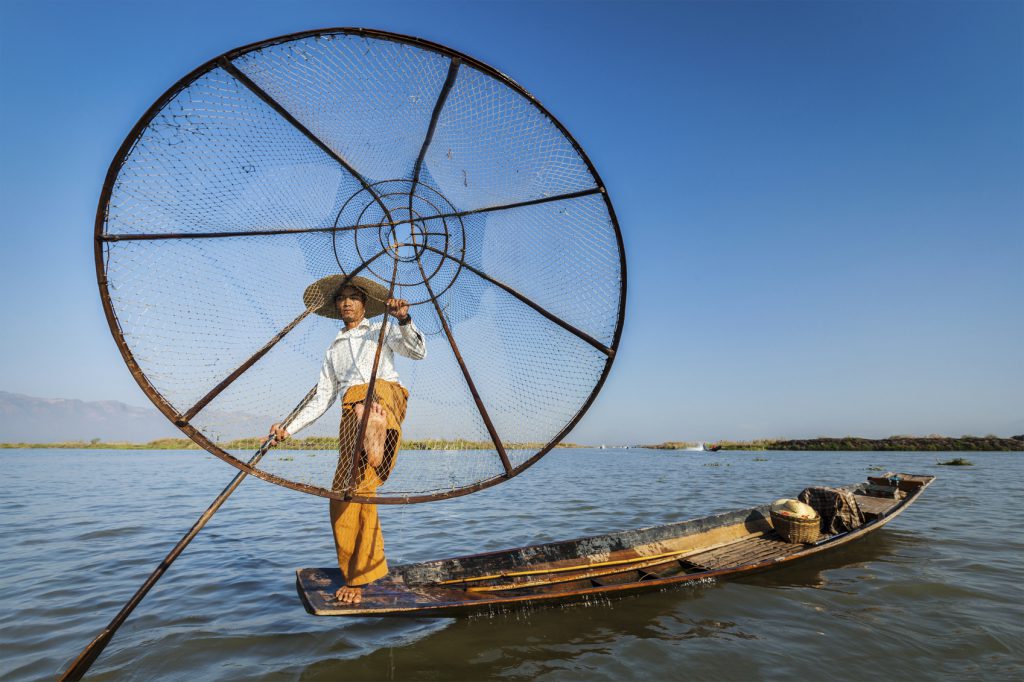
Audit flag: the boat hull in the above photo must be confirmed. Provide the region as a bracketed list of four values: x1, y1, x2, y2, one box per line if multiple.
[296, 473, 934, 617]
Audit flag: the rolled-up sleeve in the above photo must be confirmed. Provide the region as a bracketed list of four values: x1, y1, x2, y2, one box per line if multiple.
[285, 351, 339, 435]
[388, 320, 426, 360]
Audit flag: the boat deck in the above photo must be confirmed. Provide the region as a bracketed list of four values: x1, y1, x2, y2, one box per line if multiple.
[684, 534, 796, 571]
[852, 492, 902, 518]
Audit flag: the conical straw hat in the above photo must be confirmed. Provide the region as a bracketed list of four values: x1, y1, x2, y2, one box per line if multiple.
[303, 274, 389, 319]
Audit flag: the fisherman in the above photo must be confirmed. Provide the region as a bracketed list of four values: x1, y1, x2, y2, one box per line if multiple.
[268, 274, 426, 604]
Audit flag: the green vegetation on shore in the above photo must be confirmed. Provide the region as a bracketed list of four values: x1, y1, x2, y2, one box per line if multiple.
[685, 435, 1023, 452]
[0, 437, 583, 451]
[0, 438, 202, 450]
[713, 439, 778, 451]
[636, 441, 698, 450]
[639, 439, 775, 451]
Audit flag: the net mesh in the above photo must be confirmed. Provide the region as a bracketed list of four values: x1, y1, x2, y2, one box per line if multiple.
[99, 30, 624, 502]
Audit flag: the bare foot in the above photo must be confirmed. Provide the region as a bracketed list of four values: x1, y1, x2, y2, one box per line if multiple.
[334, 585, 363, 604]
[362, 402, 387, 467]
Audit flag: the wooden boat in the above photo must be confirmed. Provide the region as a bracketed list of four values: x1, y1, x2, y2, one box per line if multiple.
[296, 472, 934, 617]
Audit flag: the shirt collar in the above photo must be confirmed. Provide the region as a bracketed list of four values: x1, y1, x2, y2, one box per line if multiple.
[336, 317, 372, 338]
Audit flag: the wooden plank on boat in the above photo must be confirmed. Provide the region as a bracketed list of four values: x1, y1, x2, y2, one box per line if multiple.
[699, 536, 791, 561]
[686, 535, 795, 570]
[854, 493, 901, 517]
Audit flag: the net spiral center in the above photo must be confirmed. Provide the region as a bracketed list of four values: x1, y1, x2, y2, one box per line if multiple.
[332, 179, 465, 304]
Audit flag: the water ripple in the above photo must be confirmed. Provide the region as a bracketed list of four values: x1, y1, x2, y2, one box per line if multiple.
[0, 449, 1021, 680]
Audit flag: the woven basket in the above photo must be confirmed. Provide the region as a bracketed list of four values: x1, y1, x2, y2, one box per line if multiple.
[771, 510, 820, 544]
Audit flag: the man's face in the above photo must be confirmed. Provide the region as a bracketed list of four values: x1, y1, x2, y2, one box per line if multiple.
[335, 285, 366, 323]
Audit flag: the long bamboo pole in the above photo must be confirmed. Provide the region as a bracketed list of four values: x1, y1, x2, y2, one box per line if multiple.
[58, 388, 316, 681]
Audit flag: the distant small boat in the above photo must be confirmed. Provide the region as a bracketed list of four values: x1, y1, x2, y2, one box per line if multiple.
[297, 473, 935, 617]
[703, 443, 722, 452]
[936, 457, 972, 466]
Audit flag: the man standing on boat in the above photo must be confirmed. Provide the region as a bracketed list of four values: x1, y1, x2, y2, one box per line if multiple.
[268, 274, 426, 604]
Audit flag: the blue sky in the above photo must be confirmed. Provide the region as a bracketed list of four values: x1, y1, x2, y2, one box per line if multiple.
[1, 0, 1021, 443]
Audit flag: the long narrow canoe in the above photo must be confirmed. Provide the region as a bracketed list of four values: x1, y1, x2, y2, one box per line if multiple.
[297, 472, 934, 617]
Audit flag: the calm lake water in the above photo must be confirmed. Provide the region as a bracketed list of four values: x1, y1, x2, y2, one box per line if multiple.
[1, 449, 1021, 680]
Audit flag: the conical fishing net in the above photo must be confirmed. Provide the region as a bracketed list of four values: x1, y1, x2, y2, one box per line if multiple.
[97, 29, 625, 502]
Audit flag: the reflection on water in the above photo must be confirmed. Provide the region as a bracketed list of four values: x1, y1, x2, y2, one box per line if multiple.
[737, 531, 901, 590]
[0, 449, 1021, 680]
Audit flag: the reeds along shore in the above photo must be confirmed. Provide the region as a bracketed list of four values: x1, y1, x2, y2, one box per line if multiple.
[640, 436, 1024, 452]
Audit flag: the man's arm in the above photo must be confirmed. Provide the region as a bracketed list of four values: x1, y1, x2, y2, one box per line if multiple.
[386, 298, 426, 360]
[386, 318, 426, 360]
[273, 352, 340, 438]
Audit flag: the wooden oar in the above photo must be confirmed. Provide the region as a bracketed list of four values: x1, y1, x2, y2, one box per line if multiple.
[59, 389, 316, 681]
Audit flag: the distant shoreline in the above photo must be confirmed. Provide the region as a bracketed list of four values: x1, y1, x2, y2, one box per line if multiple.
[3, 435, 1023, 451]
[640, 436, 1024, 452]
[0, 437, 584, 451]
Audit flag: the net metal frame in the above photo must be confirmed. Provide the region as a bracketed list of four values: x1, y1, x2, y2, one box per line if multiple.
[95, 28, 626, 503]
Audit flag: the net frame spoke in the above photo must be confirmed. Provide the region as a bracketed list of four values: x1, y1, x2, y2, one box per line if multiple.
[99, 224, 379, 243]
[181, 248, 389, 422]
[412, 242, 614, 357]
[217, 56, 376, 192]
[415, 254, 513, 477]
[343, 255, 401, 498]
[407, 187, 604, 226]
[218, 56, 402, 236]
[99, 188, 602, 243]
[410, 57, 461, 197]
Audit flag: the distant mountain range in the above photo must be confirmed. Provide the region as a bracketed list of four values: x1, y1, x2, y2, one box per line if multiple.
[0, 391, 182, 443]
[0, 391, 267, 443]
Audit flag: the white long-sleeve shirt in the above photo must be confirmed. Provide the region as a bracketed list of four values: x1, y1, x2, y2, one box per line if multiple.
[286, 317, 426, 435]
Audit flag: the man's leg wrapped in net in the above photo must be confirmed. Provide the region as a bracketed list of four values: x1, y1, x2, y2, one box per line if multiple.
[328, 381, 409, 586]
